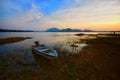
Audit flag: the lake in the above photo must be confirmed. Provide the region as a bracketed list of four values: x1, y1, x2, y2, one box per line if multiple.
[0, 32, 111, 56]
[0, 32, 88, 55]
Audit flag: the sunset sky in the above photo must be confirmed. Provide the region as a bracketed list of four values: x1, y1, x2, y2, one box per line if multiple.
[0, 0, 120, 31]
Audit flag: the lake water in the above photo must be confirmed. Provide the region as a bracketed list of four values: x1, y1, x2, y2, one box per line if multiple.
[0, 32, 88, 55]
[0, 32, 111, 56]
[1, 31, 117, 70]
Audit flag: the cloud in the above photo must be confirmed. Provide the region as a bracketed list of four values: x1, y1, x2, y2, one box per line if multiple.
[1, 4, 44, 30]
[1, 0, 120, 30]
[47, 0, 120, 30]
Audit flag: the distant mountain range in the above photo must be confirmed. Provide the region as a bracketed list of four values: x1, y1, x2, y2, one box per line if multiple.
[46, 27, 92, 32]
[0, 27, 93, 32]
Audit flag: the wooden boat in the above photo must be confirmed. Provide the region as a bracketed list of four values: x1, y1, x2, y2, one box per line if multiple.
[32, 45, 57, 60]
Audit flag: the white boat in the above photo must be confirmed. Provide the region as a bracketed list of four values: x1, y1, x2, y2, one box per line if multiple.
[32, 45, 57, 60]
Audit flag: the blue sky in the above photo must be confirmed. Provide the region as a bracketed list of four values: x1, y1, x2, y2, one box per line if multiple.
[0, 0, 120, 30]
[0, 0, 78, 18]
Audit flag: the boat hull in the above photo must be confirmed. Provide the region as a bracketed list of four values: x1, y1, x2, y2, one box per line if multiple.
[32, 50, 56, 60]
[32, 45, 57, 60]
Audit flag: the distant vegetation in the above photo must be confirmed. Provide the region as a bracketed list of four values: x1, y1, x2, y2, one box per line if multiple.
[0, 29, 35, 32]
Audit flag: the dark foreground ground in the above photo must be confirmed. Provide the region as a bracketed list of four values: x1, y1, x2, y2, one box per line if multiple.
[79, 35, 120, 80]
[0, 35, 120, 80]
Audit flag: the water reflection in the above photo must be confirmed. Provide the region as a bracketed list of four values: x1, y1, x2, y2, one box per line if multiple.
[0, 32, 88, 55]
[0, 32, 99, 71]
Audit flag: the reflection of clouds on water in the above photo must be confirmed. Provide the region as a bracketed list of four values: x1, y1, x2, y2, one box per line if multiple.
[64, 43, 87, 54]
[0, 32, 98, 56]
[54, 39, 87, 54]
[51, 34, 74, 37]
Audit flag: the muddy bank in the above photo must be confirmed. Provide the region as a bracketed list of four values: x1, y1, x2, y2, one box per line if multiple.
[0, 37, 32, 45]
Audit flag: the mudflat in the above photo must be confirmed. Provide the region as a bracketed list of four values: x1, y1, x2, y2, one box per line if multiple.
[0, 37, 32, 45]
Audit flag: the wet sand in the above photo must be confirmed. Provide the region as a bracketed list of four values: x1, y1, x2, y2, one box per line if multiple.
[0, 34, 120, 80]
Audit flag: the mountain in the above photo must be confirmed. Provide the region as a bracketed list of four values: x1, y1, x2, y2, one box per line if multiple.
[61, 28, 82, 32]
[46, 28, 92, 32]
[83, 29, 92, 32]
[46, 27, 60, 32]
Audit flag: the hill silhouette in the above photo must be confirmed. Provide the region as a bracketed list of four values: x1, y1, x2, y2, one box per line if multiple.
[46, 27, 92, 32]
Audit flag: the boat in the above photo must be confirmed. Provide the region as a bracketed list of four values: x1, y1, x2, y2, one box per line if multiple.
[32, 45, 57, 60]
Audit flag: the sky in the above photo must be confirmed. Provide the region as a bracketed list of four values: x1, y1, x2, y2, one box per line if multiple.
[0, 0, 120, 31]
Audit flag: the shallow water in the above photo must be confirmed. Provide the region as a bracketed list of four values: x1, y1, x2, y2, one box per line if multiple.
[0, 32, 90, 55]
[1, 32, 109, 56]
